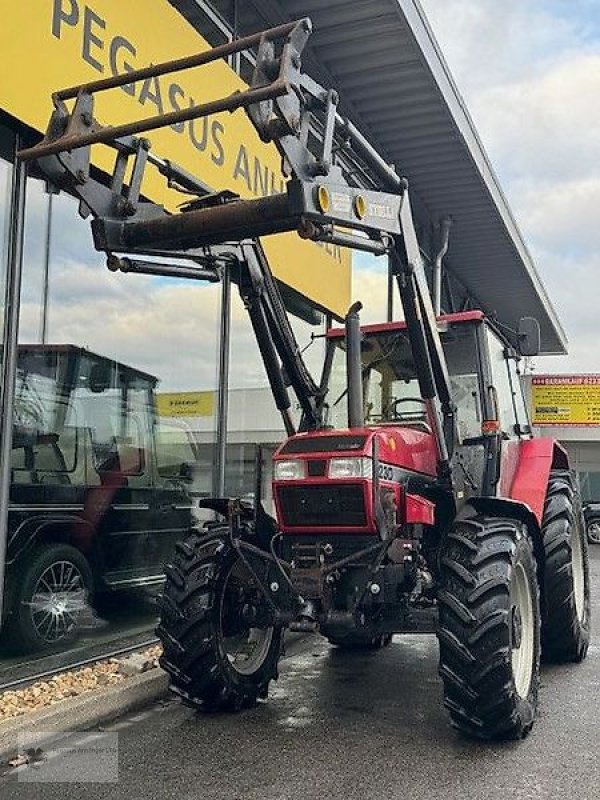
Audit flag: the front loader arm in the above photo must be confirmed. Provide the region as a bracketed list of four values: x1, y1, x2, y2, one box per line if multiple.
[18, 17, 455, 480]
[236, 239, 323, 435]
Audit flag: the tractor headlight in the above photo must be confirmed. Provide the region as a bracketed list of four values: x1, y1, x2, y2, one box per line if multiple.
[274, 459, 305, 480]
[328, 457, 372, 479]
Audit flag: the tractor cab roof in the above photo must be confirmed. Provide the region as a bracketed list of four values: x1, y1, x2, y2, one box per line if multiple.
[326, 310, 484, 340]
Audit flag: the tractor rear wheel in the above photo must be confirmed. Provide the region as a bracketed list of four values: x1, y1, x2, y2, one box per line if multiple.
[156, 528, 283, 711]
[541, 470, 590, 663]
[437, 515, 540, 740]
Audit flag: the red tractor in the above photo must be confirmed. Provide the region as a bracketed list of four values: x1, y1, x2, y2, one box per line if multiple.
[156, 304, 589, 741]
[21, 18, 590, 740]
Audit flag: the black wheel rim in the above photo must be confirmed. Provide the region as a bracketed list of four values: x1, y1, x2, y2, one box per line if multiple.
[28, 560, 87, 643]
[219, 562, 274, 676]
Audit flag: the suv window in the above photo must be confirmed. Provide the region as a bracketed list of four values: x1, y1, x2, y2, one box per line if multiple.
[155, 420, 198, 483]
[12, 371, 79, 483]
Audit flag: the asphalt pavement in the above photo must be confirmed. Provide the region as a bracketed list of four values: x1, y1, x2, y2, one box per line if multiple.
[3, 549, 600, 800]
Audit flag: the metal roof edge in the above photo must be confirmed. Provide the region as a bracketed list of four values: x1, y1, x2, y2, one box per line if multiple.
[395, 0, 568, 354]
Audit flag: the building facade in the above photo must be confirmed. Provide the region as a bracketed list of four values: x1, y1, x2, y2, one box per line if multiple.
[0, 0, 567, 679]
[524, 374, 600, 503]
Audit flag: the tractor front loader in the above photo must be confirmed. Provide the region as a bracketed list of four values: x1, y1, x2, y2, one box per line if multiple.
[19, 18, 590, 740]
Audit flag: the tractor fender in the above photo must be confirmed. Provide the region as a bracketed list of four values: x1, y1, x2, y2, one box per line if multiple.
[509, 438, 569, 525]
[458, 496, 540, 536]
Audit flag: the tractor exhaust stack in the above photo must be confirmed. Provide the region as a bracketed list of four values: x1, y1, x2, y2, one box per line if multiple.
[345, 301, 364, 429]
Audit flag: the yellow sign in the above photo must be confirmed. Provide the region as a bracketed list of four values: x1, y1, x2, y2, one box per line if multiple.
[156, 391, 215, 418]
[532, 376, 600, 426]
[0, 0, 350, 317]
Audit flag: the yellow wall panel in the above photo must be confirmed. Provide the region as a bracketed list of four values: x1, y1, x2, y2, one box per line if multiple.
[0, 0, 351, 316]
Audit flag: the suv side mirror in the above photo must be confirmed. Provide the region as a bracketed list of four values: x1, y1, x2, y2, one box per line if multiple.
[517, 317, 540, 357]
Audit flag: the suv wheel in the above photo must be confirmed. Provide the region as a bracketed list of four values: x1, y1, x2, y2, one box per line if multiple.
[4, 543, 94, 653]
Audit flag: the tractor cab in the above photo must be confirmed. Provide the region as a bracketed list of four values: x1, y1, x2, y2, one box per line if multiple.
[272, 310, 535, 539]
[323, 309, 534, 446]
[324, 311, 488, 445]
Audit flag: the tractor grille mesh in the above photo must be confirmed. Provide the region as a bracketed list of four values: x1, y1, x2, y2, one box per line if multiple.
[278, 484, 366, 527]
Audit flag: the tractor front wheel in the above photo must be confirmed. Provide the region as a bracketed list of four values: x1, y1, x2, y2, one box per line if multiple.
[156, 528, 283, 711]
[437, 515, 540, 740]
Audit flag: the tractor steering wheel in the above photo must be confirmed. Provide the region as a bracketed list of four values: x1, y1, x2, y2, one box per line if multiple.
[389, 397, 429, 423]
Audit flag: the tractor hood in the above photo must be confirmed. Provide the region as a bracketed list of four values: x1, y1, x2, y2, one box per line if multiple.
[274, 426, 437, 478]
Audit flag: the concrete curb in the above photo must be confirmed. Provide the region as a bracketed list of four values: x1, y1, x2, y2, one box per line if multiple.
[0, 632, 312, 763]
[0, 669, 169, 762]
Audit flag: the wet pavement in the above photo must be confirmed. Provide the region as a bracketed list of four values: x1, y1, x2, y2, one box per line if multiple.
[2, 549, 599, 799]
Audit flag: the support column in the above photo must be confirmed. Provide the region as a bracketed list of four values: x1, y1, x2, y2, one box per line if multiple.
[0, 137, 26, 621]
[40, 190, 53, 343]
[387, 253, 394, 322]
[213, 262, 231, 497]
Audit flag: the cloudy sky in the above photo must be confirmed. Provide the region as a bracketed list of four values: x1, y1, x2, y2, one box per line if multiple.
[418, 0, 600, 373]
[17, 0, 600, 391]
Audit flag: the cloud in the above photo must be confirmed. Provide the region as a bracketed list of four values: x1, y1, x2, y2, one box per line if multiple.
[512, 176, 600, 255]
[20, 265, 222, 391]
[419, 0, 600, 373]
[17, 242, 394, 396]
[352, 267, 392, 324]
[420, 0, 596, 93]
[470, 53, 600, 184]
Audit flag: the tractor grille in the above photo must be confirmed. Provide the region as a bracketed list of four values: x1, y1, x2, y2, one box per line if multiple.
[280, 435, 366, 454]
[278, 484, 366, 528]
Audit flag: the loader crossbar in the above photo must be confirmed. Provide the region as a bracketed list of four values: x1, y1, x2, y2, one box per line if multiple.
[18, 20, 302, 161]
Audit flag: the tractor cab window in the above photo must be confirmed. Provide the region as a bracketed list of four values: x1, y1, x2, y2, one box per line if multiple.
[484, 328, 531, 437]
[325, 322, 482, 441]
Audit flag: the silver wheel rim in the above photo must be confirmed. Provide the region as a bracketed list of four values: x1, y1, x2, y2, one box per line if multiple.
[28, 560, 87, 643]
[587, 521, 600, 544]
[572, 521, 586, 621]
[220, 563, 274, 676]
[510, 562, 535, 699]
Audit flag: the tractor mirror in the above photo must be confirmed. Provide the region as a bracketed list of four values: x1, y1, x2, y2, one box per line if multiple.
[517, 317, 540, 357]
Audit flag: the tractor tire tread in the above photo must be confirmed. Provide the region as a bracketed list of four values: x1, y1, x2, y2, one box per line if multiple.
[437, 515, 540, 741]
[541, 471, 590, 663]
[156, 527, 282, 712]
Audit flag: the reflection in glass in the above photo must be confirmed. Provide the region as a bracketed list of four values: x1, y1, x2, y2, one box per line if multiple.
[0, 129, 14, 337]
[224, 290, 326, 510]
[3, 345, 203, 653]
[2, 181, 218, 667]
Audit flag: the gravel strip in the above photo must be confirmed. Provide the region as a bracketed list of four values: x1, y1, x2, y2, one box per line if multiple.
[0, 645, 162, 722]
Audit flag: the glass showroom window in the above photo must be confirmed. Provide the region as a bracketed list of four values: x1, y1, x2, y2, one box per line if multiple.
[0, 125, 14, 337]
[0, 124, 16, 670]
[0, 174, 219, 674]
